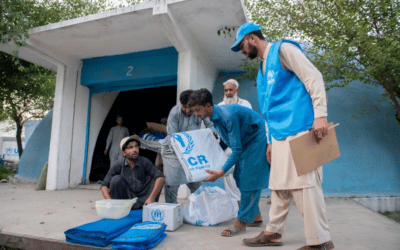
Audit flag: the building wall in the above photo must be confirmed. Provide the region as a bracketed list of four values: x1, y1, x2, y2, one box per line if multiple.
[69, 75, 90, 188]
[85, 91, 119, 184]
[25, 120, 41, 144]
[17, 110, 52, 181]
[193, 54, 217, 91]
[323, 82, 400, 196]
[211, 72, 400, 197]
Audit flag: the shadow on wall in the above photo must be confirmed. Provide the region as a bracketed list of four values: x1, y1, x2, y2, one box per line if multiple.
[17, 110, 53, 181]
[89, 85, 177, 182]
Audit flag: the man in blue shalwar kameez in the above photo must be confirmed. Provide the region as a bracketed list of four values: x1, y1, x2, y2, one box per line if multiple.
[188, 88, 270, 237]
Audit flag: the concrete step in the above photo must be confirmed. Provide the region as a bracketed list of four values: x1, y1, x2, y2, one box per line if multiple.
[0, 232, 109, 250]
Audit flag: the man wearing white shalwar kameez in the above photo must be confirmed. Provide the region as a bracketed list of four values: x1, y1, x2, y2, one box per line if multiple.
[105, 115, 130, 167]
[218, 79, 252, 202]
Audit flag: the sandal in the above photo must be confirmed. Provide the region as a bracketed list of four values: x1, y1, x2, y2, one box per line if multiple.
[243, 231, 283, 247]
[221, 224, 246, 237]
[297, 241, 335, 250]
[247, 220, 263, 227]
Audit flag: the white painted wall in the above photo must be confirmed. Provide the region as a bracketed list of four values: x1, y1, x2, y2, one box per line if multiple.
[85, 91, 119, 184]
[195, 54, 218, 92]
[47, 64, 80, 190]
[69, 71, 90, 188]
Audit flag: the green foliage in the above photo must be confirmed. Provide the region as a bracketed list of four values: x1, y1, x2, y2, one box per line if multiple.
[244, 0, 400, 123]
[380, 211, 400, 223]
[0, 51, 55, 157]
[0, 165, 16, 180]
[0, 112, 8, 121]
[236, 58, 260, 85]
[0, 0, 34, 48]
[0, 52, 56, 121]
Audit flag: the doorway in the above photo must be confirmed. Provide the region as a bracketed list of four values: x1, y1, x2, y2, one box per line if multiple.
[89, 85, 177, 182]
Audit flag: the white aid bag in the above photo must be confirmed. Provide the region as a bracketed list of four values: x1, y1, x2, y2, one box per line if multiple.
[139, 133, 163, 153]
[183, 186, 239, 226]
[170, 128, 233, 183]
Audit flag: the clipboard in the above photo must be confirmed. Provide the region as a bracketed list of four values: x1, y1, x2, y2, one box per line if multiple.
[289, 123, 340, 176]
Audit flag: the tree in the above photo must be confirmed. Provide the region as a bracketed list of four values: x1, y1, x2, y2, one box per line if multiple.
[244, 0, 400, 123]
[0, 52, 55, 157]
[1, 0, 149, 158]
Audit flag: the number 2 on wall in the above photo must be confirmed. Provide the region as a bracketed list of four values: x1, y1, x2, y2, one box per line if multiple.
[126, 66, 133, 76]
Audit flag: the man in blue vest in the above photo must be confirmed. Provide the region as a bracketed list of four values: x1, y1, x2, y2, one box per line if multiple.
[230, 23, 334, 250]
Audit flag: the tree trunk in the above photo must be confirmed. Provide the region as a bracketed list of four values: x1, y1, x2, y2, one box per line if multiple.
[16, 122, 24, 158]
[12, 108, 24, 158]
[381, 84, 400, 124]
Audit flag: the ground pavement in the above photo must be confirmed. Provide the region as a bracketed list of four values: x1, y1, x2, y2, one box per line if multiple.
[1, 183, 400, 250]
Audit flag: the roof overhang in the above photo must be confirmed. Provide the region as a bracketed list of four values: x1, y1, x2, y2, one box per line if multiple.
[0, 0, 247, 72]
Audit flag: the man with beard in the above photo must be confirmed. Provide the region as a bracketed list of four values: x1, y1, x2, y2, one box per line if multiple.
[104, 115, 130, 167]
[188, 88, 270, 237]
[99, 135, 165, 210]
[161, 89, 214, 204]
[218, 79, 252, 109]
[218, 79, 252, 203]
[231, 23, 334, 249]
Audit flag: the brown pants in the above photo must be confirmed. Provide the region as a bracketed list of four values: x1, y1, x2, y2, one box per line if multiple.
[266, 179, 331, 245]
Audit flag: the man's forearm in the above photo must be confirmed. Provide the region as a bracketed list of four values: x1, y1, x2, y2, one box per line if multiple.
[149, 177, 165, 200]
[101, 186, 111, 199]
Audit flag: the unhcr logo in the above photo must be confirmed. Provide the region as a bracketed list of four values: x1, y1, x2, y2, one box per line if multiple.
[151, 209, 164, 222]
[267, 70, 275, 85]
[173, 132, 194, 155]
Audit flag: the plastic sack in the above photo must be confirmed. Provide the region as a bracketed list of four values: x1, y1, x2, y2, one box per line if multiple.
[171, 128, 232, 183]
[183, 186, 238, 226]
[139, 133, 164, 153]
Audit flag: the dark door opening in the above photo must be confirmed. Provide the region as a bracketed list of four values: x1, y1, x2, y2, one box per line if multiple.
[89, 85, 177, 182]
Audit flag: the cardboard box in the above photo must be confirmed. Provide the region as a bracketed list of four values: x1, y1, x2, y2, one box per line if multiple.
[143, 202, 183, 231]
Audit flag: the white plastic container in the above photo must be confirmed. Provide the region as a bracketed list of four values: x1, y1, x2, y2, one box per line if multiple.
[143, 202, 183, 231]
[95, 198, 137, 219]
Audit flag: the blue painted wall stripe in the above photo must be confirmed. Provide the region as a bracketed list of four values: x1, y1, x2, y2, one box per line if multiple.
[81, 47, 178, 93]
[82, 89, 92, 184]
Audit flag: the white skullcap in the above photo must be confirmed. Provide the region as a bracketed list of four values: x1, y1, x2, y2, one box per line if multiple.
[120, 135, 141, 150]
[223, 79, 239, 88]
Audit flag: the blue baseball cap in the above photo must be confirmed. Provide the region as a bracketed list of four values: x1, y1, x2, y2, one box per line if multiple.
[231, 23, 262, 52]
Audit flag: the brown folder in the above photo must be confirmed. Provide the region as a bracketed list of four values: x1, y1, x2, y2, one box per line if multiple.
[289, 123, 340, 176]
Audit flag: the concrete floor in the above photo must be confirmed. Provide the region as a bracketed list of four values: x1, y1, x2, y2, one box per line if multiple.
[1, 183, 400, 250]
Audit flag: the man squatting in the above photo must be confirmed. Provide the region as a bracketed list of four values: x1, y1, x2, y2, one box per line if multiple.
[99, 135, 165, 209]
